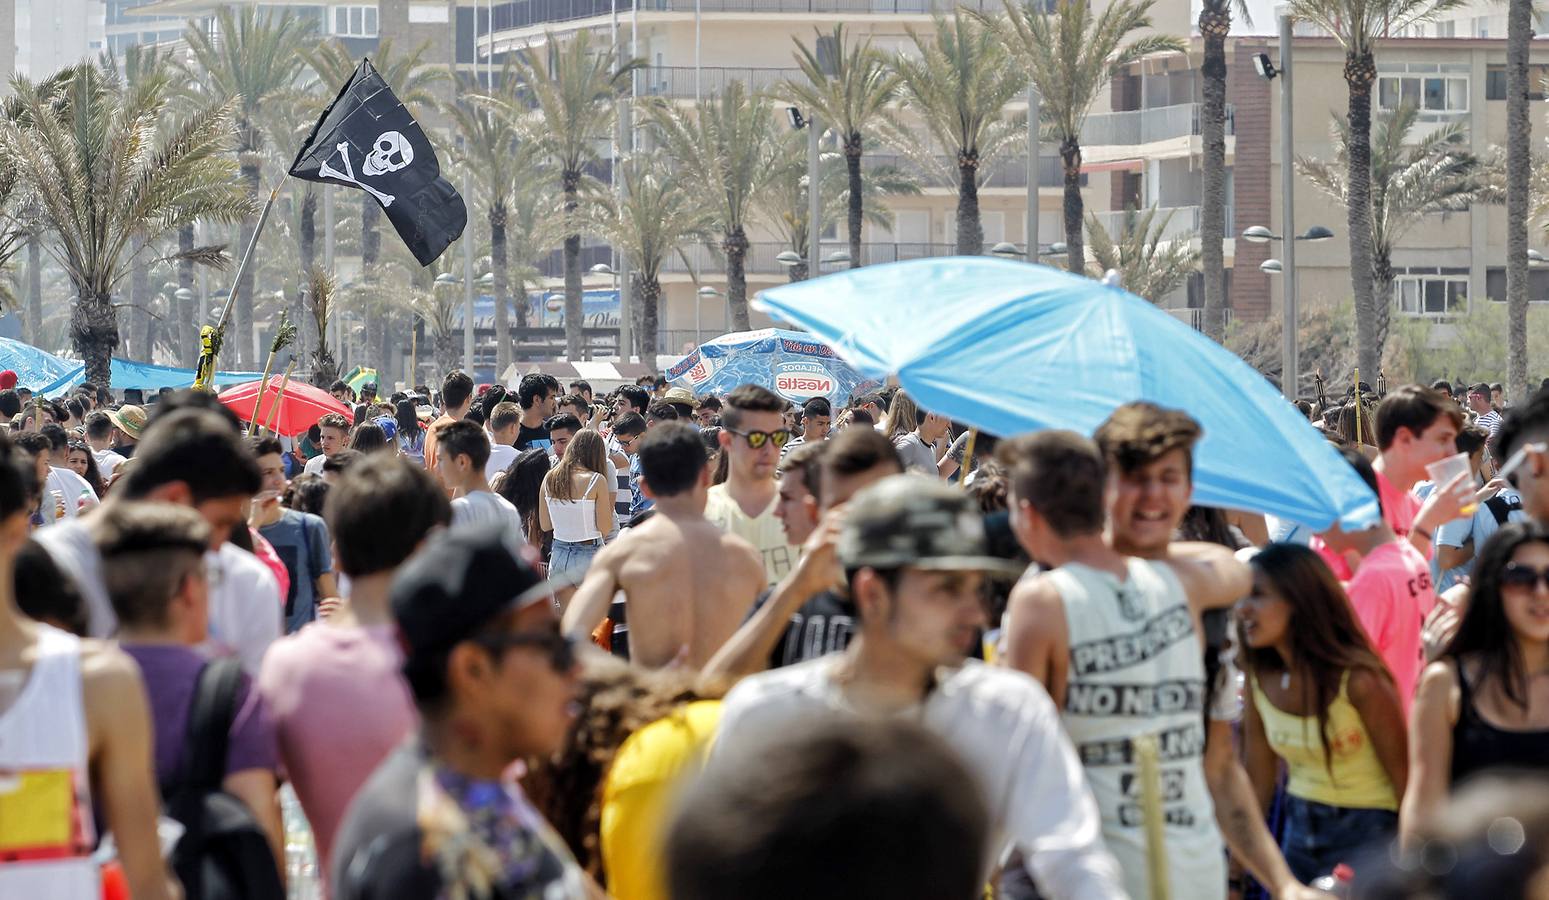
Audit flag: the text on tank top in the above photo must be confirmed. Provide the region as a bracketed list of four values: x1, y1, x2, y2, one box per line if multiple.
[1048, 558, 1220, 838]
[0, 626, 99, 899]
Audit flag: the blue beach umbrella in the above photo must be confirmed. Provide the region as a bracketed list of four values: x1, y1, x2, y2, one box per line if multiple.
[0, 337, 77, 390]
[666, 328, 880, 409]
[755, 257, 1377, 531]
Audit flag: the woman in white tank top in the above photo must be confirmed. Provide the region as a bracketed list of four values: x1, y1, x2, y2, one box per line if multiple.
[540, 429, 614, 580]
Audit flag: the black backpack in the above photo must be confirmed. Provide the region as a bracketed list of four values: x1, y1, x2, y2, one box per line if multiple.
[1486, 493, 1524, 526]
[160, 658, 285, 900]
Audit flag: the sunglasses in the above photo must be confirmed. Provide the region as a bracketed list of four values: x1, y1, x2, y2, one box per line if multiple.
[728, 428, 792, 450]
[474, 626, 577, 673]
[1500, 442, 1548, 490]
[1500, 563, 1549, 591]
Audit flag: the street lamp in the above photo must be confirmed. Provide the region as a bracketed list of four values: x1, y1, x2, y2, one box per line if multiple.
[592, 263, 627, 359]
[990, 242, 1020, 257]
[695, 285, 719, 347]
[1241, 225, 1334, 243]
[775, 250, 803, 267]
[1530, 249, 1549, 266]
[823, 250, 851, 267]
[1255, 12, 1300, 400]
[1260, 259, 1284, 274]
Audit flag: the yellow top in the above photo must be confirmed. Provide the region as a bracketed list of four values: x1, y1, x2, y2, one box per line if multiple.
[599, 700, 723, 900]
[1250, 671, 1397, 811]
[704, 485, 799, 587]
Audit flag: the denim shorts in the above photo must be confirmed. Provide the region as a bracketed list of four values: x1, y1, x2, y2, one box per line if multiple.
[550, 538, 603, 581]
[1281, 793, 1397, 884]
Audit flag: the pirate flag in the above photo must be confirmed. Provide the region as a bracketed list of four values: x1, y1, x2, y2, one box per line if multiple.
[290, 58, 467, 266]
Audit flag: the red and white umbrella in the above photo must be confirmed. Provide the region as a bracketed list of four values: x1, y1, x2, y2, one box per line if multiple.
[218, 377, 352, 436]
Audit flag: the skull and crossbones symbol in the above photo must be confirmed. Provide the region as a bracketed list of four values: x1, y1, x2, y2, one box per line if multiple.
[317, 130, 414, 207]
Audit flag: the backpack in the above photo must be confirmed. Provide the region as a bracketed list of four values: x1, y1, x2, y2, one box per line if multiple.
[160, 658, 285, 900]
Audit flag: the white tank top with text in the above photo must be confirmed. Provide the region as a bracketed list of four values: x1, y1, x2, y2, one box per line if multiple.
[1049, 558, 1225, 900]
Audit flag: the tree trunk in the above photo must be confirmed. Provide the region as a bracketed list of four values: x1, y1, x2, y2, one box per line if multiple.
[236, 159, 261, 368]
[724, 226, 751, 331]
[25, 234, 42, 347]
[846, 132, 864, 269]
[71, 285, 117, 390]
[1059, 137, 1084, 275]
[1373, 247, 1394, 363]
[177, 224, 196, 366]
[641, 274, 661, 360]
[1199, 4, 1230, 341]
[1507, 0, 1532, 403]
[955, 155, 982, 256]
[1344, 52, 1380, 380]
[129, 239, 151, 361]
[297, 189, 317, 367]
[563, 169, 583, 360]
[491, 202, 512, 375]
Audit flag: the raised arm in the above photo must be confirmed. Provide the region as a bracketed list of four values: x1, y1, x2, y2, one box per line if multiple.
[1165, 542, 1252, 612]
[703, 509, 844, 681]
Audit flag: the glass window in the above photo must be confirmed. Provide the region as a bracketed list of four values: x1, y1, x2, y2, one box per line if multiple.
[1401, 78, 1421, 107]
[1424, 77, 1445, 110]
[365, 7, 377, 34]
[1379, 78, 1399, 110]
[335, 7, 347, 32]
[350, 8, 362, 32]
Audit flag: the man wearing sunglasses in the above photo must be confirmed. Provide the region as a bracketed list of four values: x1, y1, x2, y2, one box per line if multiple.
[1494, 389, 1549, 527]
[333, 526, 587, 900]
[707, 384, 800, 587]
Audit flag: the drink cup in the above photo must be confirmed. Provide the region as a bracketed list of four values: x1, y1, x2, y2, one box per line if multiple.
[1426, 452, 1477, 516]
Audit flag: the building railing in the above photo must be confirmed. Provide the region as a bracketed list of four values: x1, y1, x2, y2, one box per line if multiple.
[1080, 102, 1235, 147]
[1088, 204, 1237, 240]
[492, 0, 1008, 30]
[638, 66, 804, 98]
[1166, 307, 1233, 332]
[861, 152, 1078, 190]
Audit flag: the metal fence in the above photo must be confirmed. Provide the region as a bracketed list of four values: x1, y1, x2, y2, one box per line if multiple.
[861, 152, 1077, 190]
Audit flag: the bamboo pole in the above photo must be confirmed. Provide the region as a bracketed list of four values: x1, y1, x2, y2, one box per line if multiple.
[194, 179, 285, 390]
[1134, 733, 1170, 900]
[262, 360, 297, 436]
[960, 428, 979, 484]
[1353, 367, 1362, 446]
[249, 312, 297, 434]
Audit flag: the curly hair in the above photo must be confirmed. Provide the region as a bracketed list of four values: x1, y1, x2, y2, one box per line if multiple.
[521, 657, 729, 885]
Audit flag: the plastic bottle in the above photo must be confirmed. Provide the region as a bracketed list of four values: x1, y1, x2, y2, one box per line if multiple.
[1310, 863, 1354, 897]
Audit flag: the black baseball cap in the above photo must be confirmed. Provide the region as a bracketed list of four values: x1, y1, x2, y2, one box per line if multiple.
[390, 526, 546, 664]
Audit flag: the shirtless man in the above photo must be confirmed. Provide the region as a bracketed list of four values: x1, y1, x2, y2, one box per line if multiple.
[0, 437, 175, 900]
[563, 421, 765, 668]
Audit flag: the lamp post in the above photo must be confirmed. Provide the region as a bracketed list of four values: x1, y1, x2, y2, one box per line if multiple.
[591, 262, 626, 359]
[1251, 16, 1300, 400]
[695, 285, 719, 346]
[1245, 221, 1333, 398]
[1026, 82, 1039, 264]
[462, 171, 474, 374]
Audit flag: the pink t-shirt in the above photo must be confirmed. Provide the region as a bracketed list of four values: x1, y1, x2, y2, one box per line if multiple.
[256, 622, 415, 885]
[1344, 540, 1436, 719]
[1315, 470, 1430, 580]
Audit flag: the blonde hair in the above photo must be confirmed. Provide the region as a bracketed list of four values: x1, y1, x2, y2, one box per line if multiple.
[544, 429, 608, 501]
[882, 391, 919, 438]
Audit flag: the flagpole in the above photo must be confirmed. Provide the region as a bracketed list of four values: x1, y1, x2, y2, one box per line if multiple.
[195, 177, 286, 390]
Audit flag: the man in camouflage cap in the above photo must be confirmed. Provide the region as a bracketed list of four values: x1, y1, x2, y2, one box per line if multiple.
[713, 474, 1126, 899]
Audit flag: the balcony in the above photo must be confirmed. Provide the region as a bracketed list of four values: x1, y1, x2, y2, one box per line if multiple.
[658, 240, 963, 276]
[1090, 205, 1203, 242]
[638, 66, 804, 98]
[1080, 102, 1234, 148]
[491, 0, 1006, 31]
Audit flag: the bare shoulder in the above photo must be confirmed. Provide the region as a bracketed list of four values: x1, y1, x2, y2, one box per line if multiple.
[78, 638, 142, 689]
[1007, 571, 1065, 617]
[78, 640, 149, 733]
[1347, 666, 1397, 703]
[1417, 657, 1461, 696]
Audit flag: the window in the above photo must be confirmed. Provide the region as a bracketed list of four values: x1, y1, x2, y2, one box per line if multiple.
[332, 4, 377, 37]
[1486, 65, 1549, 101]
[1394, 274, 1469, 317]
[1378, 75, 1469, 113]
[1437, 20, 1455, 37]
[1485, 268, 1549, 302]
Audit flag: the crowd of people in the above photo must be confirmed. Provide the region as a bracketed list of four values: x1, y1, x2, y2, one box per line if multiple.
[2, 362, 1549, 900]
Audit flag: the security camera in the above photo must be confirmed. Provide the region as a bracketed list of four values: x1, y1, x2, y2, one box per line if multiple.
[1253, 52, 1279, 80]
[786, 106, 806, 130]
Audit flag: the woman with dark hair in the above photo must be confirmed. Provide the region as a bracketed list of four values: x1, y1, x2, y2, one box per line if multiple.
[1402, 521, 1549, 847]
[497, 448, 552, 559]
[347, 421, 389, 455]
[394, 399, 424, 464]
[64, 439, 105, 499]
[1239, 543, 1408, 882]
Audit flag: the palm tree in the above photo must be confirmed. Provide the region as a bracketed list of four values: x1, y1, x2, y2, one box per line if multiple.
[448, 65, 539, 374]
[1085, 205, 1201, 302]
[893, 11, 1025, 256]
[758, 136, 921, 280]
[594, 160, 713, 362]
[1287, 0, 1460, 378]
[506, 30, 641, 359]
[784, 25, 901, 269]
[1297, 103, 1490, 363]
[1506, 0, 1532, 401]
[0, 62, 249, 388]
[1196, 0, 1250, 339]
[646, 81, 785, 331]
[181, 6, 313, 368]
[988, 0, 1184, 276]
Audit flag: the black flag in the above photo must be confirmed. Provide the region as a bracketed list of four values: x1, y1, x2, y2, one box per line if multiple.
[290, 58, 467, 266]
